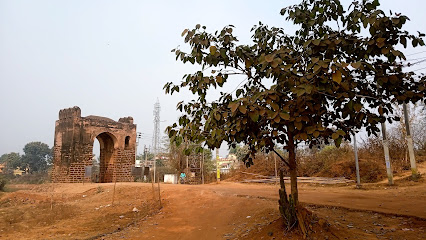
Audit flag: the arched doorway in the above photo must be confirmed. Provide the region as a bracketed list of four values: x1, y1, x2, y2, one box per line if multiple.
[91, 138, 100, 182]
[94, 132, 116, 183]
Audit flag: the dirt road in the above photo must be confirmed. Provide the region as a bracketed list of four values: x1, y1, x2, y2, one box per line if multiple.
[103, 180, 426, 240]
[1, 174, 425, 239]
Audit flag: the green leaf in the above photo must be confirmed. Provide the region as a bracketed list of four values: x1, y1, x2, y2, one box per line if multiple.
[354, 103, 362, 112]
[236, 89, 243, 97]
[249, 111, 259, 122]
[347, 100, 353, 111]
[216, 75, 224, 84]
[334, 136, 342, 147]
[332, 71, 342, 84]
[274, 115, 281, 123]
[336, 130, 346, 136]
[304, 84, 313, 94]
[351, 62, 362, 69]
[270, 102, 280, 111]
[279, 112, 290, 120]
[294, 122, 302, 130]
[265, 54, 274, 63]
[214, 113, 221, 121]
[184, 148, 191, 156]
[313, 65, 321, 72]
[295, 88, 305, 96]
[181, 29, 188, 37]
[376, 38, 386, 48]
[238, 105, 247, 114]
[210, 46, 217, 55]
[300, 133, 308, 140]
[331, 133, 339, 140]
[228, 102, 239, 113]
[271, 58, 282, 68]
[378, 106, 383, 116]
[312, 39, 321, 45]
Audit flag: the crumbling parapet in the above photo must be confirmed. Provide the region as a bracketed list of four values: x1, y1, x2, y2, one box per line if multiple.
[51, 106, 137, 183]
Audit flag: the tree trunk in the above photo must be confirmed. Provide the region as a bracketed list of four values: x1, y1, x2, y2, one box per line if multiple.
[288, 131, 298, 204]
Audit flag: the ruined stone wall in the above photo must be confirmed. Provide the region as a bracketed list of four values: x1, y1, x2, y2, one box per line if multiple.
[51, 106, 137, 183]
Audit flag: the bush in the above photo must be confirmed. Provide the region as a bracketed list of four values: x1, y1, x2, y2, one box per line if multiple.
[8, 172, 49, 184]
[0, 175, 7, 191]
[316, 159, 385, 182]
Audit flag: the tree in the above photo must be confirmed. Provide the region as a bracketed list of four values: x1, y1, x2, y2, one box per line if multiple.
[20, 142, 52, 173]
[0, 152, 21, 174]
[164, 0, 425, 230]
[388, 103, 426, 163]
[234, 145, 249, 162]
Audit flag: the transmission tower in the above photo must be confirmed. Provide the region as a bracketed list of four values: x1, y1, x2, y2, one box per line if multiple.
[152, 99, 161, 154]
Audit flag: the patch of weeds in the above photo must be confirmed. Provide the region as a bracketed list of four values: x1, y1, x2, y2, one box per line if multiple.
[0, 176, 7, 192]
[96, 186, 104, 194]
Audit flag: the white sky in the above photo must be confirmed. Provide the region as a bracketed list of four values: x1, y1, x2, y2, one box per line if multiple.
[1, 0, 425, 157]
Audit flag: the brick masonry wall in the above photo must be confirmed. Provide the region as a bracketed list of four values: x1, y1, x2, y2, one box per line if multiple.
[51, 106, 136, 183]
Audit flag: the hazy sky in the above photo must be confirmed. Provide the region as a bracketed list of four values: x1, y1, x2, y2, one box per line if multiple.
[1, 0, 425, 157]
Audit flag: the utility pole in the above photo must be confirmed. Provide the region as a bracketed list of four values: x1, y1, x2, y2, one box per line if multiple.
[144, 145, 148, 181]
[353, 134, 361, 188]
[135, 132, 141, 165]
[152, 99, 161, 183]
[216, 148, 220, 183]
[274, 153, 277, 184]
[202, 151, 205, 184]
[381, 122, 394, 185]
[403, 103, 418, 177]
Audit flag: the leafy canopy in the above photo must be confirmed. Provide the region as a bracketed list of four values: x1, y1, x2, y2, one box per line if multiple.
[21, 142, 52, 173]
[164, 0, 425, 166]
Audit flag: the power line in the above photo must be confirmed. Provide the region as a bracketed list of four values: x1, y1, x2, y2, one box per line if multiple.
[411, 66, 426, 72]
[405, 50, 426, 57]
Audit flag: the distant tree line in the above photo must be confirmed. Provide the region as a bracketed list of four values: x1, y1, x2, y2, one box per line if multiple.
[0, 142, 52, 174]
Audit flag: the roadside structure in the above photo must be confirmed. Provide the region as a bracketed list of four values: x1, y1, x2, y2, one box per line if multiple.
[51, 106, 137, 183]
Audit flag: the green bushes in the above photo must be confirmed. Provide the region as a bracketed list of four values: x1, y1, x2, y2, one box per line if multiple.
[7, 172, 49, 184]
[0, 175, 7, 191]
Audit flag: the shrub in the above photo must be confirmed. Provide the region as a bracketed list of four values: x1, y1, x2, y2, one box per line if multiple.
[0, 175, 7, 191]
[9, 172, 49, 184]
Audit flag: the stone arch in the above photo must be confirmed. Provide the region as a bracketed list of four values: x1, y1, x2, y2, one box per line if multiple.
[51, 106, 137, 183]
[94, 132, 117, 183]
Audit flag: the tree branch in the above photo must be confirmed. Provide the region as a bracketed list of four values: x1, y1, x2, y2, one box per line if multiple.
[272, 148, 290, 168]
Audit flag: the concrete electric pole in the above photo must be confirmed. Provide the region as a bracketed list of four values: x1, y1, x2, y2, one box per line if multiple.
[381, 122, 394, 185]
[403, 103, 418, 178]
[353, 133, 361, 188]
[153, 99, 161, 183]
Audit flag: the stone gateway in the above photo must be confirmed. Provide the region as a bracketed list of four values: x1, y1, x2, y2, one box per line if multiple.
[51, 106, 136, 183]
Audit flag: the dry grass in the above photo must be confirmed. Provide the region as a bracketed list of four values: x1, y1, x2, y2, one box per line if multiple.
[0, 184, 159, 240]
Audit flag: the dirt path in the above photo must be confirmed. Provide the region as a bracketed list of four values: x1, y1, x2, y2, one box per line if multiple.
[102, 179, 426, 240]
[1, 171, 425, 239]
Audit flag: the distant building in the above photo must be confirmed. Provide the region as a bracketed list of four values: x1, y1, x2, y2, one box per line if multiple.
[217, 155, 240, 174]
[13, 167, 25, 176]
